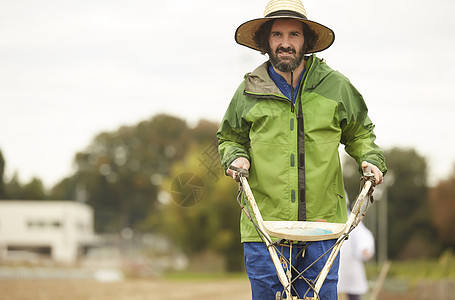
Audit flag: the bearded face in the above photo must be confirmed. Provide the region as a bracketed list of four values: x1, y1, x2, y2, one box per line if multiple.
[267, 19, 306, 73]
[268, 45, 305, 73]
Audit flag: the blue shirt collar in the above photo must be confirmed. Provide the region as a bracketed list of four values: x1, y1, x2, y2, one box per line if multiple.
[267, 63, 305, 104]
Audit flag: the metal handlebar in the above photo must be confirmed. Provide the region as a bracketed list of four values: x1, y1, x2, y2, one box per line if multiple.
[228, 165, 249, 182]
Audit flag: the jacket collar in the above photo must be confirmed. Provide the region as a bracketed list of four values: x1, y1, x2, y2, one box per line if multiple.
[244, 62, 282, 97]
[244, 54, 325, 97]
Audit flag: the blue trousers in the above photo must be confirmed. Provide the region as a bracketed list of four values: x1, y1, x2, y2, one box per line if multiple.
[244, 241, 339, 299]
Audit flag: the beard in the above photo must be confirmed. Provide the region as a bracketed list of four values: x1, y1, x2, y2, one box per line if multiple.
[269, 46, 305, 73]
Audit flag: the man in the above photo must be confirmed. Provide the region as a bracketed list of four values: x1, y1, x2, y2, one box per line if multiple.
[217, 0, 387, 298]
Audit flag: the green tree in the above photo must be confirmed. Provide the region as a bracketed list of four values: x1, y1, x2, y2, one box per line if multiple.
[22, 177, 47, 200]
[4, 173, 21, 199]
[77, 115, 182, 231]
[51, 114, 202, 233]
[1, 172, 47, 200]
[50, 114, 246, 270]
[429, 164, 455, 249]
[153, 143, 242, 271]
[343, 147, 437, 259]
[385, 148, 437, 259]
[0, 150, 6, 198]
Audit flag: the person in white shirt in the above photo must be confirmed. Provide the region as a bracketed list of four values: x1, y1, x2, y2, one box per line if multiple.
[338, 200, 375, 300]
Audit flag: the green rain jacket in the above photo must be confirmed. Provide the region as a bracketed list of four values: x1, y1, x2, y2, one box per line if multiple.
[217, 54, 387, 243]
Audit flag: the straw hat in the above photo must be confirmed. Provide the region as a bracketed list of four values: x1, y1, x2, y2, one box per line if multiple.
[235, 0, 335, 53]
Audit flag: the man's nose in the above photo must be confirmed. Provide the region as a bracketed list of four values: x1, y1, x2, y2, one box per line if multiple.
[279, 36, 293, 49]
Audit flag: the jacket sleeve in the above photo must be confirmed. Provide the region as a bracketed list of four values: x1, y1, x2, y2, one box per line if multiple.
[338, 79, 387, 174]
[216, 83, 252, 172]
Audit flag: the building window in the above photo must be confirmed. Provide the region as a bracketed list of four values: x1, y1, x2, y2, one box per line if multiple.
[27, 220, 62, 230]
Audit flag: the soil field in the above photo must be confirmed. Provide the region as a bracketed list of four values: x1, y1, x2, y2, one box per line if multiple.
[0, 278, 252, 300]
[2, 278, 450, 300]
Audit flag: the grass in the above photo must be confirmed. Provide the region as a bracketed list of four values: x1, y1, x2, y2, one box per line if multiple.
[366, 250, 455, 282]
[165, 250, 455, 291]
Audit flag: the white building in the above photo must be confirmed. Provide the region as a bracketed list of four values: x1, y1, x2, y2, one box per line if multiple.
[0, 201, 97, 263]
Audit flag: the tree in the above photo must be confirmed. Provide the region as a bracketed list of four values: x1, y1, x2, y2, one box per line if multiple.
[51, 114, 190, 232]
[1, 172, 48, 200]
[50, 114, 218, 233]
[385, 147, 437, 259]
[152, 142, 243, 271]
[429, 164, 455, 248]
[49, 114, 246, 270]
[0, 150, 6, 198]
[21, 177, 47, 200]
[342, 147, 437, 259]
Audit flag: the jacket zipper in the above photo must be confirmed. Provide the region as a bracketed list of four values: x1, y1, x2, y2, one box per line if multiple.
[291, 71, 294, 109]
[295, 56, 315, 221]
[291, 71, 296, 113]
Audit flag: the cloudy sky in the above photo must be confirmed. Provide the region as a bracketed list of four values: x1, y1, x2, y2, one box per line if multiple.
[1, 0, 454, 188]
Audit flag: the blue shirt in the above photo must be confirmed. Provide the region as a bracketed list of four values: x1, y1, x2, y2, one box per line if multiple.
[267, 63, 305, 104]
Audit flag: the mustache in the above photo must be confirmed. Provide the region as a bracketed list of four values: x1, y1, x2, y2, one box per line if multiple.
[276, 47, 296, 54]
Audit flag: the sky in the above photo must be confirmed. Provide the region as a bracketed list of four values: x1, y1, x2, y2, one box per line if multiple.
[0, 0, 454, 189]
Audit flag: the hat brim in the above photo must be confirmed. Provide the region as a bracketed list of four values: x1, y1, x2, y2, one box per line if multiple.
[235, 16, 335, 54]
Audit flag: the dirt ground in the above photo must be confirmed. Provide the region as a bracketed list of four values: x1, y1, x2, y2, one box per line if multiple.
[0, 278, 252, 300]
[0, 278, 422, 300]
[0, 278, 438, 300]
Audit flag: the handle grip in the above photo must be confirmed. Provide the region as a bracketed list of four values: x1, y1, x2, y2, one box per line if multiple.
[228, 165, 249, 182]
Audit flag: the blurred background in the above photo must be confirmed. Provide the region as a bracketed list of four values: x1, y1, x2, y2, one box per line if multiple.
[1, 0, 454, 299]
